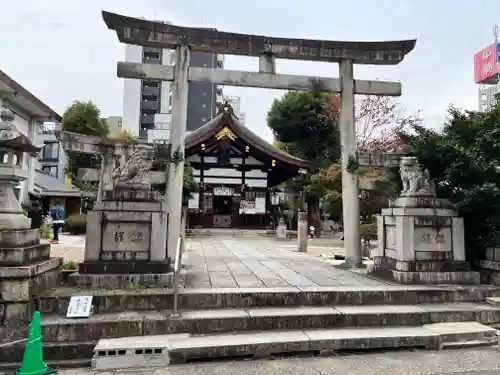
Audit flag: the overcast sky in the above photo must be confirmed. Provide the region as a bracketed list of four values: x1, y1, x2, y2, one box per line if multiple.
[1, 0, 498, 141]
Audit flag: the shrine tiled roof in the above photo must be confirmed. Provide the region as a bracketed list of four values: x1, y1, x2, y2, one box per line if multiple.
[185, 104, 310, 169]
[33, 170, 81, 197]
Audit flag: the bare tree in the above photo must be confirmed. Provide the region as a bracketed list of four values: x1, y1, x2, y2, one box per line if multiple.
[322, 93, 421, 153]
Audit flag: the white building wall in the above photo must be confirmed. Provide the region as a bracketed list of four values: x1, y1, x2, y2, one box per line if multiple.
[106, 116, 123, 137]
[224, 96, 241, 117]
[160, 49, 174, 114]
[148, 113, 171, 143]
[223, 95, 245, 125]
[478, 83, 499, 112]
[239, 112, 246, 126]
[122, 44, 143, 135]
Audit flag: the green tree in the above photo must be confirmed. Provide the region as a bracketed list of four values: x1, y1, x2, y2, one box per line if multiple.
[313, 164, 390, 223]
[267, 92, 341, 227]
[268, 92, 420, 228]
[267, 91, 340, 167]
[182, 162, 198, 203]
[61, 101, 109, 188]
[399, 105, 500, 266]
[151, 155, 198, 203]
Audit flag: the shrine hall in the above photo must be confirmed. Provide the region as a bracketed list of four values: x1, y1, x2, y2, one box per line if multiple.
[185, 104, 310, 229]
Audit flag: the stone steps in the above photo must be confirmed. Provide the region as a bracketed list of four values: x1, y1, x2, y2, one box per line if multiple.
[0, 340, 95, 367]
[3, 285, 494, 368]
[40, 302, 500, 342]
[39, 285, 500, 314]
[91, 322, 498, 369]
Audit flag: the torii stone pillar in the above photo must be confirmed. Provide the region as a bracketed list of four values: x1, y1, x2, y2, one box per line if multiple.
[165, 46, 190, 260]
[339, 60, 361, 266]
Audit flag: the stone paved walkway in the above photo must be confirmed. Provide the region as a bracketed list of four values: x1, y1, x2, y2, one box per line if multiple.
[48, 235, 386, 289]
[183, 238, 387, 289]
[48, 234, 85, 263]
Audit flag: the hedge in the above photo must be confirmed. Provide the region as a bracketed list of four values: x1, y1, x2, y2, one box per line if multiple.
[65, 214, 87, 235]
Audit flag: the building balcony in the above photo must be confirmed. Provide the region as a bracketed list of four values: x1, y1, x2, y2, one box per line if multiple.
[142, 86, 160, 96]
[141, 100, 160, 111]
[154, 122, 171, 130]
[148, 128, 171, 144]
[141, 114, 155, 126]
[39, 154, 60, 162]
[143, 55, 161, 64]
[143, 47, 160, 54]
[154, 113, 172, 124]
[37, 122, 61, 135]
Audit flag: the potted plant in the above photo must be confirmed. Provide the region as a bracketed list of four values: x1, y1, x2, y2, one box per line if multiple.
[60, 261, 78, 283]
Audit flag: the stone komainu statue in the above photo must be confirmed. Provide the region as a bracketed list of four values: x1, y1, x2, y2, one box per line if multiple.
[115, 143, 153, 188]
[399, 156, 431, 194]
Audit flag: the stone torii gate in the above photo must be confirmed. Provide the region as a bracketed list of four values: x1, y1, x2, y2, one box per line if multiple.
[102, 11, 416, 265]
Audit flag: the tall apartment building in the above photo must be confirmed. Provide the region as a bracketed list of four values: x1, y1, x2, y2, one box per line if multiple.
[478, 84, 499, 112]
[122, 27, 224, 141]
[36, 122, 66, 182]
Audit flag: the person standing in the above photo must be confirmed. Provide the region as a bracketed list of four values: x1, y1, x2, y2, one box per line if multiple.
[50, 200, 65, 244]
[27, 200, 43, 229]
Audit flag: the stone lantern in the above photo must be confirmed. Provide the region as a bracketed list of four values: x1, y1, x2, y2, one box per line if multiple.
[0, 109, 61, 329]
[0, 109, 40, 229]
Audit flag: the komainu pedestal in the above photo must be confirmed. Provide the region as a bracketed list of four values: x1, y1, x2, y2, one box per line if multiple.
[370, 157, 479, 284]
[480, 242, 500, 285]
[70, 143, 171, 289]
[0, 110, 61, 326]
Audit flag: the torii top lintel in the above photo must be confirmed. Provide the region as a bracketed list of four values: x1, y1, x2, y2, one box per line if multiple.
[102, 11, 416, 65]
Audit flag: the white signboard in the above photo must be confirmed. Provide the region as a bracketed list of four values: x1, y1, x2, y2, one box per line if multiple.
[239, 200, 256, 214]
[188, 193, 199, 209]
[66, 296, 93, 318]
[213, 186, 233, 196]
[255, 197, 266, 214]
[271, 195, 278, 205]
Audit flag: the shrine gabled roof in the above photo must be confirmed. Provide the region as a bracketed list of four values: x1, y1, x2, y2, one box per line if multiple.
[185, 104, 310, 169]
[0, 69, 61, 121]
[33, 170, 81, 198]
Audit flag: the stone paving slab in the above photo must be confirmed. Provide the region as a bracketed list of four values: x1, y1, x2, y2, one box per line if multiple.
[90, 321, 497, 368]
[184, 238, 387, 289]
[49, 235, 386, 288]
[49, 235, 488, 290]
[54, 348, 500, 375]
